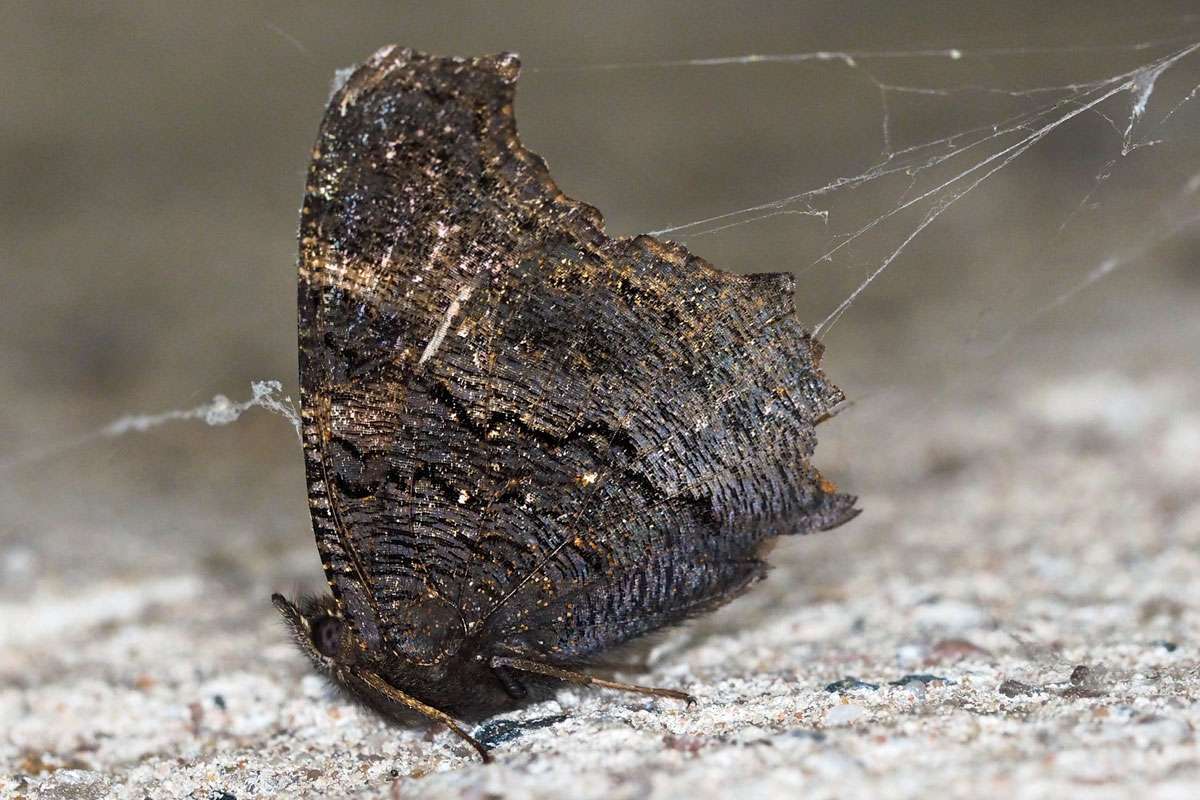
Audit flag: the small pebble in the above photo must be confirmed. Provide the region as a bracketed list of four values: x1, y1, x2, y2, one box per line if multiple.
[473, 714, 567, 748]
[889, 673, 953, 687]
[999, 679, 1036, 697]
[825, 704, 868, 726]
[825, 677, 879, 693]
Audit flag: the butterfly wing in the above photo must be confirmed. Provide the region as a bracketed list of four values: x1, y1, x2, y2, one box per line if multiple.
[298, 47, 857, 666]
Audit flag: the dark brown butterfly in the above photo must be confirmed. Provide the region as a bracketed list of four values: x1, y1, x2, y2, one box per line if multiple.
[273, 46, 858, 762]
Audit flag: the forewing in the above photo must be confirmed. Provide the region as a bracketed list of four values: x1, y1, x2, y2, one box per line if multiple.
[298, 47, 856, 663]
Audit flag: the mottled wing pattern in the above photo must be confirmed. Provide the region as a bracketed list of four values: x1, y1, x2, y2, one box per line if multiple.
[299, 47, 857, 667]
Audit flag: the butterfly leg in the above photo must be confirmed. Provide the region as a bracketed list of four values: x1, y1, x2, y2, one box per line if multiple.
[352, 668, 492, 762]
[492, 664, 530, 699]
[491, 656, 695, 704]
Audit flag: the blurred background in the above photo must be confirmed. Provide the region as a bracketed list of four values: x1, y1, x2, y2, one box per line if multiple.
[1, 0, 1197, 601]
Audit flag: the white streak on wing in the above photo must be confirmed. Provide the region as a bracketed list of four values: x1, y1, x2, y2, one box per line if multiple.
[418, 284, 474, 365]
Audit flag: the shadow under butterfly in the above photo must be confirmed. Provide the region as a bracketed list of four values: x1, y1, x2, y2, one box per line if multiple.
[273, 45, 859, 762]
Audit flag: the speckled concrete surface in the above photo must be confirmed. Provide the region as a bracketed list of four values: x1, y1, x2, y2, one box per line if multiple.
[3, 305, 1197, 800]
[3, 4, 1199, 798]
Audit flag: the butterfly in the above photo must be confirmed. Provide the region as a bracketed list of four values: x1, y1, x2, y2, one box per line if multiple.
[273, 46, 859, 762]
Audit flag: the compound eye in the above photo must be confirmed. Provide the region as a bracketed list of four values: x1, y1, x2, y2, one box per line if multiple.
[311, 616, 344, 658]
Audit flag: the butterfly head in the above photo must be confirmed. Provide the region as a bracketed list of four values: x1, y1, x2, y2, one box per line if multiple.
[272, 592, 361, 672]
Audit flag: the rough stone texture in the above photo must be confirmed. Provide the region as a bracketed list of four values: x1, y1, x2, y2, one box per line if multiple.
[3, 302, 1198, 799]
[1, 4, 1198, 799]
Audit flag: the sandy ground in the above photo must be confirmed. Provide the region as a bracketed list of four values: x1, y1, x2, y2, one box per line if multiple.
[3, 297, 1197, 800]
